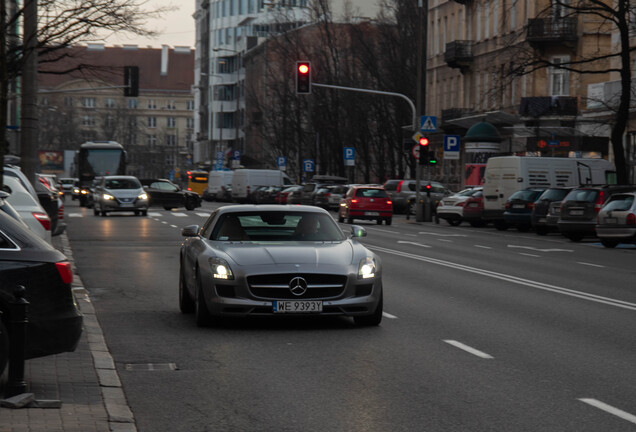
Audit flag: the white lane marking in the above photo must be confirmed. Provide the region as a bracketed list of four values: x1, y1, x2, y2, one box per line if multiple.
[474, 245, 492, 249]
[437, 239, 453, 243]
[519, 253, 540, 258]
[405, 234, 417, 237]
[397, 241, 431, 248]
[443, 340, 494, 359]
[578, 262, 605, 268]
[161, 221, 168, 225]
[382, 312, 398, 319]
[508, 245, 573, 253]
[148, 212, 162, 217]
[68, 213, 83, 217]
[195, 212, 210, 217]
[172, 212, 188, 217]
[170, 225, 178, 228]
[369, 245, 636, 311]
[419, 232, 467, 237]
[369, 228, 401, 234]
[578, 399, 636, 425]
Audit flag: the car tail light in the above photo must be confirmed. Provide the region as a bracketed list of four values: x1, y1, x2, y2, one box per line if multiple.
[56, 261, 73, 284]
[627, 213, 636, 225]
[505, 201, 511, 209]
[456, 202, 466, 207]
[32, 212, 51, 231]
[387, 200, 393, 205]
[351, 199, 358, 204]
[526, 202, 535, 210]
[58, 202, 65, 220]
[396, 180, 404, 193]
[594, 191, 606, 212]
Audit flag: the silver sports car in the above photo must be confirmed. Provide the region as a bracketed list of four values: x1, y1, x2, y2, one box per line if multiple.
[179, 205, 383, 326]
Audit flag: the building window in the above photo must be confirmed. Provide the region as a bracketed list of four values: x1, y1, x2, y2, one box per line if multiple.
[105, 98, 116, 108]
[128, 99, 138, 109]
[82, 116, 96, 126]
[186, 117, 194, 129]
[64, 97, 73, 107]
[148, 117, 157, 128]
[147, 134, 157, 147]
[82, 97, 96, 108]
[167, 100, 176, 110]
[167, 117, 176, 128]
[550, 56, 570, 96]
[186, 100, 195, 110]
[148, 99, 157, 109]
[166, 134, 176, 146]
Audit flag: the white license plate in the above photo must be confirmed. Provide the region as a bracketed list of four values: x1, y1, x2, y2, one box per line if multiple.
[365, 211, 379, 216]
[120, 203, 134, 208]
[513, 204, 525, 209]
[569, 210, 584, 215]
[538, 218, 546, 223]
[273, 300, 322, 313]
[604, 217, 617, 224]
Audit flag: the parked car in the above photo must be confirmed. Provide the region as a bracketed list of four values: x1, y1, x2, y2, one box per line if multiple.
[436, 187, 482, 226]
[557, 185, 636, 241]
[92, 175, 149, 216]
[0, 209, 83, 376]
[531, 187, 574, 235]
[338, 186, 393, 225]
[596, 192, 636, 248]
[461, 188, 485, 227]
[179, 205, 383, 327]
[0, 191, 28, 227]
[36, 173, 66, 236]
[254, 185, 284, 204]
[276, 185, 303, 204]
[140, 178, 202, 210]
[313, 185, 349, 210]
[299, 175, 349, 206]
[502, 188, 547, 231]
[203, 171, 234, 201]
[384, 179, 452, 214]
[1, 175, 52, 244]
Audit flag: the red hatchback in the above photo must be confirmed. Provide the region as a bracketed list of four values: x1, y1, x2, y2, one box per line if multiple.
[338, 186, 393, 225]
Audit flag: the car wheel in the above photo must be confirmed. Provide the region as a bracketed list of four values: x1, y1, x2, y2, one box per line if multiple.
[517, 225, 531, 232]
[194, 270, 213, 327]
[354, 290, 383, 326]
[179, 262, 195, 314]
[0, 318, 8, 376]
[535, 227, 549, 236]
[601, 239, 619, 248]
[469, 220, 486, 228]
[185, 198, 196, 211]
[134, 210, 140, 216]
[494, 221, 508, 231]
[376, 218, 382, 225]
[164, 206, 175, 211]
[565, 233, 584, 242]
[407, 201, 415, 215]
[338, 213, 344, 223]
[385, 218, 392, 226]
[347, 216, 354, 224]
[448, 219, 462, 226]
[93, 206, 99, 216]
[141, 210, 148, 216]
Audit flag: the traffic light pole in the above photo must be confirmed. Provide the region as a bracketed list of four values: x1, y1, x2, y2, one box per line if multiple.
[415, 0, 430, 222]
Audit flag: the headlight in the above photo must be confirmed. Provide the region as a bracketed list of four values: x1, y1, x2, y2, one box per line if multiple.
[103, 193, 115, 200]
[137, 193, 148, 200]
[358, 257, 376, 279]
[209, 257, 234, 280]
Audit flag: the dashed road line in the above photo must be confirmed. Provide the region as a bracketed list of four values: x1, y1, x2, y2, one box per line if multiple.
[443, 340, 494, 359]
[519, 252, 540, 258]
[578, 262, 605, 268]
[397, 240, 431, 248]
[382, 312, 398, 319]
[578, 399, 636, 425]
[474, 245, 492, 249]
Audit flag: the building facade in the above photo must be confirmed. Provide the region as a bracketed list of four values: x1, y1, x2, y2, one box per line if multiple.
[37, 44, 195, 180]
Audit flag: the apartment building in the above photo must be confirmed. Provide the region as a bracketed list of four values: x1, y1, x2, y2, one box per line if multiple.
[37, 44, 195, 179]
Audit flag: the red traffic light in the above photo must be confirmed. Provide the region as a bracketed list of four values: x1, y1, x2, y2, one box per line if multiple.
[425, 183, 432, 190]
[298, 63, 310, 74]
[296, 61, 311, 94]
[419, 137, 430, 146]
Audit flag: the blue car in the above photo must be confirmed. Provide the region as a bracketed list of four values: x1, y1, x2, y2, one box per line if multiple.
[503, 188, 547, 231]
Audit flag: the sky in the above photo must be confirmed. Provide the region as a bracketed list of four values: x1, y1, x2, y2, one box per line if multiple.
[98, 1, 196, 48]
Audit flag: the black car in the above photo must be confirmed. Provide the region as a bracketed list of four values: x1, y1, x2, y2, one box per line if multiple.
[0, 210, 83, 376]
[503, 188, 547, 231]
[531, 187, 573, 235]
[140, 179, 202, 210]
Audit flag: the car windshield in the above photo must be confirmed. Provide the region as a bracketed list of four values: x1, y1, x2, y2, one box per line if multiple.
[211, 211, 346, 242]
[537, 188, 570, 201]
[510, 189, 543, 201]
[105, 178, 141, 189]
[564, 189, 599, 203]
[456, 188, 478, 197]
[355, 188, 387, 198]
[602, 195, 634, 212]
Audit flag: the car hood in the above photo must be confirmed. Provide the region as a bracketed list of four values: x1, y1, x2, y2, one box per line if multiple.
[105, 188, 142, 198]
[219, 241, 355, 266]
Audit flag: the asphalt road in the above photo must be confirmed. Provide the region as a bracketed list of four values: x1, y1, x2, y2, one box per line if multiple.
[64, 199, 636, 432]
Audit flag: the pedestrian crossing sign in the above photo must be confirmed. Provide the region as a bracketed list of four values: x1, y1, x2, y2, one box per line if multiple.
[420, 116, 437, 132]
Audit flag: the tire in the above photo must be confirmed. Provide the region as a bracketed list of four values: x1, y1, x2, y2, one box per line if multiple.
[0, 318, 8, 377]
[448, 219, 462, 227]
[354, 291, 383, 326]
[376, 218, 382, 225]
[194, 270, 213, 327]
[385, 218, 392, 226]
[517, 225, 531, 232]
[93, 206, 99, 216]
[338, 214, 344, 223]
[347, 216, 354, 224]
[494, 221, 508, 231]
[141, 210, 148, 216]
[407, 202, 415, 215]
[185, 198, 196, 211]
[535, 227, 549, 236]
[164, 206, 175, 211]
[469, 221, 485, 228]
[179, 263, 195, 314]
[565, 233, 584, 242]
[601, 239, 619, 248]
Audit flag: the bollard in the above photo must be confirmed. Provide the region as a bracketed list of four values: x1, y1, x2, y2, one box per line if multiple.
[7, 285, 28, 397]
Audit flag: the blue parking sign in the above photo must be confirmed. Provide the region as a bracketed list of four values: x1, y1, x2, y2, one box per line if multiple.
[303, 159, 315, 173]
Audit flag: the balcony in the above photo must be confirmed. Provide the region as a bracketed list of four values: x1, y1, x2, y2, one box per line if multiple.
[444, 41, 473, 73]
[519, 96, 579, 117]
[527, 18, 578, 46]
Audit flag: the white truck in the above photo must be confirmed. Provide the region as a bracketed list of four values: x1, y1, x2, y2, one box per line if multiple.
[482, 156, 615, 226]
[231, 169, 293, 203]
[203, 170, 234, 201]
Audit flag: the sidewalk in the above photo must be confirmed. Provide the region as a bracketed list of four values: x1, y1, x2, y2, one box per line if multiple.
[0, 233, 136, 432]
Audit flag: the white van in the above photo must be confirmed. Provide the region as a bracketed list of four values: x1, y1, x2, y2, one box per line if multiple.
[483, 156, 615, 223]
[203, 171, 234, 201]
[231, 169, 293, 203]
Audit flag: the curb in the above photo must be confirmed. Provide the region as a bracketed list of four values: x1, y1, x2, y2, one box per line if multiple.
[60, 232, 138, 432]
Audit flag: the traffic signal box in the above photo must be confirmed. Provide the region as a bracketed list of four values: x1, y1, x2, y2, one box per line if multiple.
[296, 61, 311, 94]
[124, 66, 139, 97]
[418, 137, 430, 165]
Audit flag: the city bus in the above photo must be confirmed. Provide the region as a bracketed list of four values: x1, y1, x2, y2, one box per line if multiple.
[75, 141, 127, 206]
[186, 170, 209, 196]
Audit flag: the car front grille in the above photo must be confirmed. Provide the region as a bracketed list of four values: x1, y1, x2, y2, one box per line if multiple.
[247, 273, 347, 300]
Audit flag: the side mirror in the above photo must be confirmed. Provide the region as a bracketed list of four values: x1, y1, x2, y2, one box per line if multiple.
[181, 225, 200, 237]
[350, 225, 367, 238]
[143, 185, 149, 190]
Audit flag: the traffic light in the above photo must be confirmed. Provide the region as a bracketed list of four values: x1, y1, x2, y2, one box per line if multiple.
[124, 66, 139, 97]
[418, 136, 430, 165]
[296, 61, 311, 94]
[428, 153, 438, 166]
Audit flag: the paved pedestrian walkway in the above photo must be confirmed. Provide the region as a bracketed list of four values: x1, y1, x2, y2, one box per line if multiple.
[0, 233, 136, 432]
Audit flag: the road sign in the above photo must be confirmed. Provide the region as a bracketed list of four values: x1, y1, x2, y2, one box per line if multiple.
[343, 147, 355, 166]
[411, 144, 420, 159]
[276, 156, 287, 171]
[443, 135, 461, 160]
[233, 150, 241, 160]
[303, 159, 315, 173]
[412, 131, 423, 143]
[420, 116, 437, 132]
